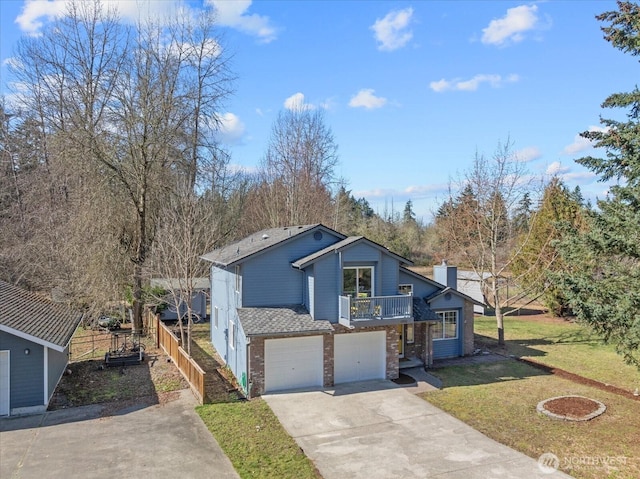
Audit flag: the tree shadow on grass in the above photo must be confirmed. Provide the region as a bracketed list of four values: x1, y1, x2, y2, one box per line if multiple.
[430, 358, 552, 389]
[475, 333, 551, 358]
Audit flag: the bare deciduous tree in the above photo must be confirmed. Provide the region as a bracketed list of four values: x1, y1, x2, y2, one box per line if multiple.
[250, 106, 339, 228]
[435, 139, 545, 345]
[9, 0, 233, 332]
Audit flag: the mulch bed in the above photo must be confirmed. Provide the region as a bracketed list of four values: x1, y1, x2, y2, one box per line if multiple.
[517, 357, 640, 402]
[543, 396, 600, 418]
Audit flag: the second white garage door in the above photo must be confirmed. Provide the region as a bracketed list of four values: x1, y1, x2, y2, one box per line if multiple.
[334, 331, 386, 384]
[264, 336, 323, 393]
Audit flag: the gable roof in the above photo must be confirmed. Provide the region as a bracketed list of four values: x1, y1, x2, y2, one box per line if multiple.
[0, 281, 84, 352]
[399, 266, 448, 289]
[238, 305, 334, 337]
[201, 224, 345, 267]
[400, 267, 485, 307]
[425, 286, 485, 307]
[292, 236, 414, 269]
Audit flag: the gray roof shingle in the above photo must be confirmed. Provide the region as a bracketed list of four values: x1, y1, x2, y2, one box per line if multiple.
[201, 224, 331, 267]
[238, 305, 334, 337]
[0, 281, 84, 351]
[413, 297, 440, 321]
[292, 236, 413, 269]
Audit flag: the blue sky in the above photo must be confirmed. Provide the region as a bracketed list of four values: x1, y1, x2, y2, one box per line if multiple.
[0, 0, 635, 221]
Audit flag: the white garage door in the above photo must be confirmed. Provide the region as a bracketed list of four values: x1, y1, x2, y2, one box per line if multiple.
[264, 336, 323, 393]
[0, 351, 9, 416]
[334, 331, 386, 384]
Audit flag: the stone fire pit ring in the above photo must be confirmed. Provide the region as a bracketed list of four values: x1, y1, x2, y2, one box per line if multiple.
[537, 395, 606, 421]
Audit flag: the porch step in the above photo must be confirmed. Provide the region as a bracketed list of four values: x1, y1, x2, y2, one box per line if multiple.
[399, 357, 423, 369]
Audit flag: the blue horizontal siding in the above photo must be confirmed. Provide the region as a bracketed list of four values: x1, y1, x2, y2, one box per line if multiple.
[0, 331, 44, 408]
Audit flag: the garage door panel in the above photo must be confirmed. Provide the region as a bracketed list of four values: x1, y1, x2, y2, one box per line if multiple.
[334, 331, 386, 384]
[265, 336, 323, 392]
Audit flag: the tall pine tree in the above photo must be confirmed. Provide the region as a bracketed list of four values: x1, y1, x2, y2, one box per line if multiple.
[557, 1, 640, 367]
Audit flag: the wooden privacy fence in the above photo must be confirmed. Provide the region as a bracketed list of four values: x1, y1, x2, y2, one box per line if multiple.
[157, 318, 206, 404]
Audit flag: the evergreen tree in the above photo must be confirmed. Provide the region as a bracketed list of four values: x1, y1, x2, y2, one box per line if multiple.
[556, 1, 640, 367]
[512, 178, 586, 316]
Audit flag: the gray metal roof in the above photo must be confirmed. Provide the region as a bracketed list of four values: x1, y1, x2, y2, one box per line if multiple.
[201, 224, 331, 267]
[150, 278, 210, 290]
[238, 305, 334, 337]
[292, 236, 414, 269]
[0, 281, 84, 351]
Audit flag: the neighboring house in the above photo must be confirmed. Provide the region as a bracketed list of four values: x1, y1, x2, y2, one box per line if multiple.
[0, 281, 83, 416]
[150, 278, 209, 322]
[202, 224, 482, 397]
[455, 270, 490, 315]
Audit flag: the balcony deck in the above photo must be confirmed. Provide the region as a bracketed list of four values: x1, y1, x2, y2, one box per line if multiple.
[339, 294, 413, 328]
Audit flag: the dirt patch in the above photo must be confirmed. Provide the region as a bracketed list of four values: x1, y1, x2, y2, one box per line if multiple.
[50, 343, 188, 411]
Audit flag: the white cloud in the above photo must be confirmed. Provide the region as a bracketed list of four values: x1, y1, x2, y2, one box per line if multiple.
[349, 89, 387, 109]
[563, 125, 609, 155]
[356, 183, 448, 200]
[215, 112, 245, 145]
[429, 73, 519, 92]
[284, 92, 315, 111]
[546, 161, 570, 176]
[15, 0, 276, 43]
[208, 0, 276, 43]
[481, 5, 539, 46]
[370, 7, 413, 52]
[15, 0, 67, 34]
[515, 146, 541, 162]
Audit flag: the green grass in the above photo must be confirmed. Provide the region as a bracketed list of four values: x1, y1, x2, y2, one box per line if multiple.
[423, 361, 640, 479]
[475, 315, 640, 391]
[197, 399, 320, 479]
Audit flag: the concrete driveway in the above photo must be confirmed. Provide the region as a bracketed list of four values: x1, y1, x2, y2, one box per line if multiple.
[264, 379, 571, 479]
[0, 389, 238, 479]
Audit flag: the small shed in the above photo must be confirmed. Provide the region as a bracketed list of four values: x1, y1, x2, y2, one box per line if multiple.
[0, 281, 83, 416]
[150, 278, 209, 322]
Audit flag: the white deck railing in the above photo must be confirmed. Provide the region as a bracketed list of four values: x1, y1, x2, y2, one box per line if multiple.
[339, 295, 412, 324]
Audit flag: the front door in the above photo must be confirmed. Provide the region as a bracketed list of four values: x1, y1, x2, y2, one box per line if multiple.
[397, 325, 404, 358]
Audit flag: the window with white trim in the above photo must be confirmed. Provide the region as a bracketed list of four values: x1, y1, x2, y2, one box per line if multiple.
[343, 266, 373, 297]
[398, 284, 413, 295]
[228, 320, 235, 349]
[234, 265, 241, 292]
[406, 323, 415, 344]
[434, 311, 458, 340]
[214, 306, 219, 329]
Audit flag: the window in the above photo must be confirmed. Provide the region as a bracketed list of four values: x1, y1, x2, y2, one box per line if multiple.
[343, 266, 373, 297]
[228, 320, 235, 349]
[214, 306, 219, 329]
[398, 284, 413, 295]
[235, 265, 241, 292]
[434, 311, 458, 340]
[406, 323, 415, 344]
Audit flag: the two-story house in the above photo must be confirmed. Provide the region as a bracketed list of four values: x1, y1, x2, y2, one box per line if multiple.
[201, 224, 481, 397]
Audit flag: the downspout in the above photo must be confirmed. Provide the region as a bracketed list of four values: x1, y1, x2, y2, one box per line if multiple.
[246, 339, 251, 399]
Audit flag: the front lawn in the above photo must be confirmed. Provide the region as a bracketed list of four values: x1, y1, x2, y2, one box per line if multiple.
[474, 314, 640, 392]
[197, 400, 320, 479]
[423, 360, 639, 479]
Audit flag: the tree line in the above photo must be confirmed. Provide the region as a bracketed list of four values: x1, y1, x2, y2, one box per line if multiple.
[1, 0, 638, 367]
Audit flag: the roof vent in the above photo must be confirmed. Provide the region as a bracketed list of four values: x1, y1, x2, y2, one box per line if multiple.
[236, 247, 240, 255]
[262, 234, 269, 240]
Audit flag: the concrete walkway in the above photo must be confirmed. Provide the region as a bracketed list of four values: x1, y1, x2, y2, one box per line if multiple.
[0, 389, 239, 479]
[264, 379, 571, 479]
